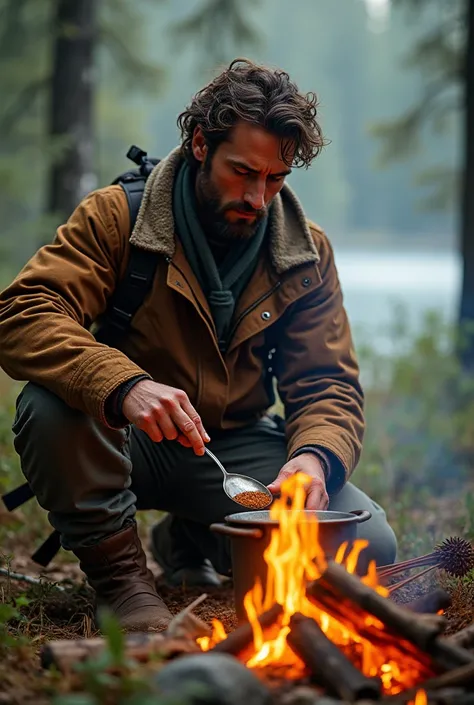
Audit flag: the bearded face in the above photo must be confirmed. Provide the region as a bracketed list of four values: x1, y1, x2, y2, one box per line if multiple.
[192, 121, 293, 241]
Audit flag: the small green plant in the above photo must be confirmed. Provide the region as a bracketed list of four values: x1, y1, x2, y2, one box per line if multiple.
[0, 594, 30, 648]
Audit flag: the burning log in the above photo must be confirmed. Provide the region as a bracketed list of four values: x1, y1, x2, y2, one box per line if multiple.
[314, 561, 443, 650]
[287, 613, 382, 702]
[310, 562, 474, 672]
[447, 623, 474, 650]
[403, 589, 452, 615]
[41, 632, 199, 673]
[306, 580, 437, 679]
[385, 661, 474, 703]
[211, 603, 283, 656]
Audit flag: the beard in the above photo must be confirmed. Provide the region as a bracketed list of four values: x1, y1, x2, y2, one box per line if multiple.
[195, 166, 267, 241]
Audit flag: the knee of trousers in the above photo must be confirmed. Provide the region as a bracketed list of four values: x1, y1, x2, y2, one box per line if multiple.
[355, 514, 398, 571]
[12, 382, 129, 512]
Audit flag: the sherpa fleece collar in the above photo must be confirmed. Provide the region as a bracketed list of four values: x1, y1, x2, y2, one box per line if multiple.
[130, 146, 320, 274]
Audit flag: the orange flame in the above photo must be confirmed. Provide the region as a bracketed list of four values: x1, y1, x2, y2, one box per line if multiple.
[199, 473, 432, 694]
[409, 690, 428, 705]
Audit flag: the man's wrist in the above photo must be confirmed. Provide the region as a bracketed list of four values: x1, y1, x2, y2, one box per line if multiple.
[105, 374, 151, 425]
[290, 446, 331, 482]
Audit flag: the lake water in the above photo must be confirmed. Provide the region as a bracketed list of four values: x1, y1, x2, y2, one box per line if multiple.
[334, 249, 461, 353]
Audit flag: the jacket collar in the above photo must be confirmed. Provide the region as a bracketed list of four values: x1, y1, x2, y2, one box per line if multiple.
[130, 147, 320, 274]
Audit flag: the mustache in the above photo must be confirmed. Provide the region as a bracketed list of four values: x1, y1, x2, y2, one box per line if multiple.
[223, 201, 266, 217]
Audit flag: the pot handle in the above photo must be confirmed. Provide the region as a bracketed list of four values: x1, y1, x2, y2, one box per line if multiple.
[210, 523, 263, 540]
[350, 509, 372, 524]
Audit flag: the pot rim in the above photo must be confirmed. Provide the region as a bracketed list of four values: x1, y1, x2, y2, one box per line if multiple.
[224, 508, 365, 526]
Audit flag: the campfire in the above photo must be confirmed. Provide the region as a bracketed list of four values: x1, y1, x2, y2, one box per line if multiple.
[197, 473, 473, 700]
[41, 472, 474, 703]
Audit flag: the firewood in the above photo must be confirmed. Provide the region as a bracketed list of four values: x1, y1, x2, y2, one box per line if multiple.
[385, 661, 474, 702]
[41, 632, 199, 673]
[310, 562, 474, 672]
[403, 589, 452, 614]
[312, 562, 444, 650]
[308, 577, 443, 640]
[447, 623, 474, 650]
[287, 613, 382, 702]
[211, 602, 283, 656]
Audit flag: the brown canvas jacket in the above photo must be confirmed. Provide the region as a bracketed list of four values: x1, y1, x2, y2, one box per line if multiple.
[0, 148, 364, 492]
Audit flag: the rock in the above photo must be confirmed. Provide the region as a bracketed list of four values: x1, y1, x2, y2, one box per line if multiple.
[154, 652, 272, 705]
[279, 688, 343, 705]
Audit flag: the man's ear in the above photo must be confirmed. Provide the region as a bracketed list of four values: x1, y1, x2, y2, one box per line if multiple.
[191, 126, 208, 164]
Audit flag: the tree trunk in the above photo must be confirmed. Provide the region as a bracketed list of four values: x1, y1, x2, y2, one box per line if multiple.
[459, 0, 474, 369]
[46, 0, 98, 230]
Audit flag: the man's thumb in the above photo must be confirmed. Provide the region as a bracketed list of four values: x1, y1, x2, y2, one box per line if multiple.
[267, 474, 284, 495]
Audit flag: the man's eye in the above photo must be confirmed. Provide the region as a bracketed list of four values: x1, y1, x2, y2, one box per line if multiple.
[269, 175, 284, 183]
[234, 168, 249, 176]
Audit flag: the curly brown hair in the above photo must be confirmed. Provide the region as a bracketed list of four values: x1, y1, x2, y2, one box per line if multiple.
[177, 58, 325, 170]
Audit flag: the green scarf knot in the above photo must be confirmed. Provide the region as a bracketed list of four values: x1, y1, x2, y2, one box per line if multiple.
[173, 162, 267, 352]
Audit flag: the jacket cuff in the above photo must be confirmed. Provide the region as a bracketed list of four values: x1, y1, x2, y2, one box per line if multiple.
[105, 374, 151, 426]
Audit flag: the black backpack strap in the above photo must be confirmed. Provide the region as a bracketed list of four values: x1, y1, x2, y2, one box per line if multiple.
[2, 485, 61, 567]
[31, 530, 62, 568]
[95, 245, 160, 347]
[2, 481, 34, 511]
[118, 174, 148, 232]
[96, 149, 161, 347]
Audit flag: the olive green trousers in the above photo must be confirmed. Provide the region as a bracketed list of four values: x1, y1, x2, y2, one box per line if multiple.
[12, 382, 397, 575]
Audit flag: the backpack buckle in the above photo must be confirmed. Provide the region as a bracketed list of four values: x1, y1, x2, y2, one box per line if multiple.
[111, 306, 133, 331]
[126, 145, 148, 165]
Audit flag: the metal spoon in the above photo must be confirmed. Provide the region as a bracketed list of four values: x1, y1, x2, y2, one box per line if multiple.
[204, 447, 273, 508]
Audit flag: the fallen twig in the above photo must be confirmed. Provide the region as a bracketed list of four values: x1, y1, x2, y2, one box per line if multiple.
[0, 566, 65, 591]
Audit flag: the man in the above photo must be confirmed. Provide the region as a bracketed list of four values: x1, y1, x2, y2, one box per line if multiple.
[0, 59, 396, 632]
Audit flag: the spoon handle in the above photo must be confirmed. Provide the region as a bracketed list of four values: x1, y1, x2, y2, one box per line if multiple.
[204, 447, 227, 477]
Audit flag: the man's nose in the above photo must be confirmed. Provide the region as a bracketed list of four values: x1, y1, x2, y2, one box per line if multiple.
[244, 181, 266, 211]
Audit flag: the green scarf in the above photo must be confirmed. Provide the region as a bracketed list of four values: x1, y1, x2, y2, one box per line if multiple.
[173, 162, 267, 352]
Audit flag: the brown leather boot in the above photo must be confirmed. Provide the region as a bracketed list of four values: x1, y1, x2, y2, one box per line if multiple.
[74, 523, 172, 632]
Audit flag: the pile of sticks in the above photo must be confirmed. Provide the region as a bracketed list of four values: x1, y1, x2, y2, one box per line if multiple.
[211, 561, 474, 702]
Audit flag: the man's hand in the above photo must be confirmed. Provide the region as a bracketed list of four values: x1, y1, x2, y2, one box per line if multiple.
[267, 452, 329, 510]
[122, 379, 210, 455]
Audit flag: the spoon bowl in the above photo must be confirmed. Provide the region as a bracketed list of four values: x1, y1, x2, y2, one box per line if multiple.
[204, 447, 273, 508]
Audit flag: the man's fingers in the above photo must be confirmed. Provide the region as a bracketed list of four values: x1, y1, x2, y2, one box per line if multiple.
[306, 484, 329, 510]
[142, 420, 163, 443]
[171, 407, 205, 455]
[267, 471, 291, 495]
[152, 407, 179, 441]
[177, 434, 192, 447]
[181, 399, 210, 444]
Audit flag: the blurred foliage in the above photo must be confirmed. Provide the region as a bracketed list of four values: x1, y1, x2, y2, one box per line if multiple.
[356, 306, 474, 503]
[170, 0, 261, 66]
[371, 0, 465, 210]
[0, 0, 164, 262]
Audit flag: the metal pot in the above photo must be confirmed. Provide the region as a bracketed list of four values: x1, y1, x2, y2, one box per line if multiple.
[210, 509, 371, 622]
